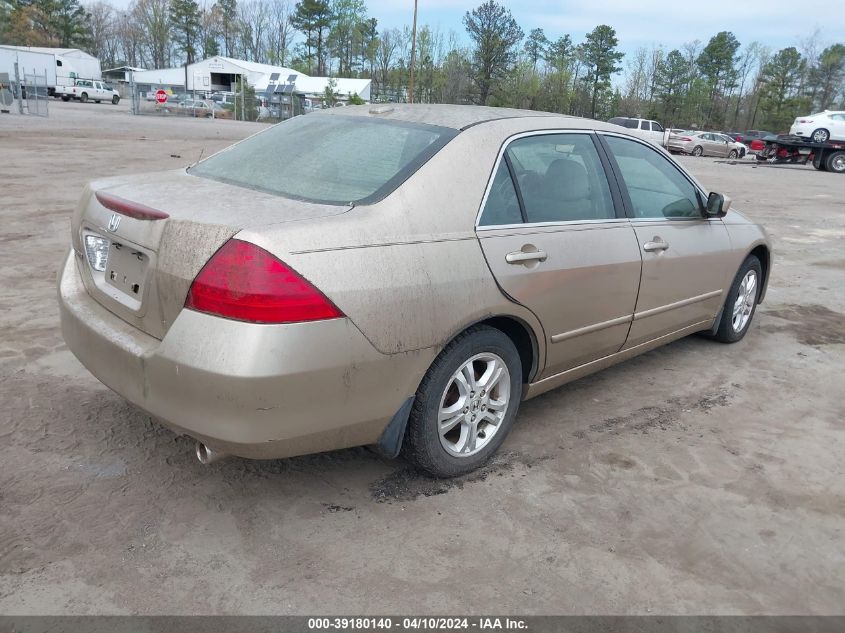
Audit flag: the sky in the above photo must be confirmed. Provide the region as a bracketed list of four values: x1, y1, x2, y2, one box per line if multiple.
[365, 0, 845, 57]
[102, 0, 845, 58]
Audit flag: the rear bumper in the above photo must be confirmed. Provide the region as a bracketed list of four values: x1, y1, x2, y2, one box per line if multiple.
[58, 250, 427, 459]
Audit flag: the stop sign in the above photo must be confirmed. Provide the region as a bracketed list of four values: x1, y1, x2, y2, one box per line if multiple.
[155, 89, 168, 104]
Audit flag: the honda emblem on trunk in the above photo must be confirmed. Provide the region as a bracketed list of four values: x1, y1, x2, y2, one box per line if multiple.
[107, 213, 121, 232]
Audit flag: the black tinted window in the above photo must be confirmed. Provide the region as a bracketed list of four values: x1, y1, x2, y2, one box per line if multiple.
[505, 134, 615, 223]
[479, 161, 522, 226]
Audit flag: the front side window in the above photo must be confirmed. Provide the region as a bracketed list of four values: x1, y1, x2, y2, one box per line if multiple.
[503, 133, 616, 223]
[190, 114, 457, 205]
[652, 122, 665, 132]
[604, 135, 702, 219]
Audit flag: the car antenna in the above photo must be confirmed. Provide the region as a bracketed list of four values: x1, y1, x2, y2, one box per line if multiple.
[191, 148, 204, 167]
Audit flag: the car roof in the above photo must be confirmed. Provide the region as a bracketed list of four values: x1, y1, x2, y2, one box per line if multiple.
[314, 103, 583, 131]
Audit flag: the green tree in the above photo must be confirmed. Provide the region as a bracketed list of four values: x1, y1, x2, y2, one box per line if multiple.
[809, 44, 845, 110]
[292, 0, 332, 75]
[463, 0, 523, 105]
[170, 0, 202, 63]
[52, 0, 89, 47]
[233, 75, 257, 120]
[697, 31, 740, 125]
[524, 27, 547, 71]
[581, 24, 624, 119]
[759, 46, 805, 130]
[213, 0, 238, 56]
[654, 49, 690, 123]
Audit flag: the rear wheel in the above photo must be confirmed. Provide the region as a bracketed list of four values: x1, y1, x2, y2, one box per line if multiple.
[825, 150, 845, 174]
[61, 95, 70, 102]
[402, 325, 522, 478]
[811, 128, 830, 143]
[79, 92, 88, 103]
[95, 100, 101, 103]
[713, 255, 762, 343]
[112, 95, 120, 105]
[692, 145, 704, 157]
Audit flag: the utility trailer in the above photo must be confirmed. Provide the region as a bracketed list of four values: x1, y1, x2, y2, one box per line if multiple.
[756, 135, 845, 174]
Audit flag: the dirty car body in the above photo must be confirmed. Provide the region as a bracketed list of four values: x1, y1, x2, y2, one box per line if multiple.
[59, 104, 771, 477]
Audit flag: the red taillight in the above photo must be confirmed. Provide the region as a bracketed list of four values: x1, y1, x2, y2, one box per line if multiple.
[185, 239, 343, 324]
[681, 137, 693, 142]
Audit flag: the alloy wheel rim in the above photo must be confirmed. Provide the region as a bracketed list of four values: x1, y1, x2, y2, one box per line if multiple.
[813, 130, 828, 143]
[438, 352, 511, 457]
[731, 270, 757, 333]
[832, 154, 845, 172]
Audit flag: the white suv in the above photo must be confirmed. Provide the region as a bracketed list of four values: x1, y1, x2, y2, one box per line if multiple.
[608, 117, 670, 147]
[789, 111, 845, 143]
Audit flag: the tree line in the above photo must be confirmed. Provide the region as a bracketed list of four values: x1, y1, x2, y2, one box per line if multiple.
[2, 0, 844, 130]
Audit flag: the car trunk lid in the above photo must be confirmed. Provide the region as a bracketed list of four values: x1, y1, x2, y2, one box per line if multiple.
[72, 169, 351, 339]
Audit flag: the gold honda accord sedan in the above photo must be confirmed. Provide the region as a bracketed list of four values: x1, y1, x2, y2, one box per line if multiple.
[59, 104, 771, 477]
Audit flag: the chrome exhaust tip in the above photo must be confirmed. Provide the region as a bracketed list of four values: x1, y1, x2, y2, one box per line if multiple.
[195, 441, 227, 465]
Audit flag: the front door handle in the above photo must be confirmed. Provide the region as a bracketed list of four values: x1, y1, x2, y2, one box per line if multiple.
[506, 249, 548, 264]
[643, 238, 669, 252]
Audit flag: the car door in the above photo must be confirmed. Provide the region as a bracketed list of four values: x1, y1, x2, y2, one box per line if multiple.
[600, 134, 732, 348]
[476, 132, 642, 379]
[829, 113, 845, 140]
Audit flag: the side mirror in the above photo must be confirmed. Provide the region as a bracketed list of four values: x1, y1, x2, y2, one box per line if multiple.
[705, 192, 731, 217]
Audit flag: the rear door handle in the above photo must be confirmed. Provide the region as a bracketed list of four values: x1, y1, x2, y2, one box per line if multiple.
[506, 250, 548, 264]
[643, 239, 669, 252]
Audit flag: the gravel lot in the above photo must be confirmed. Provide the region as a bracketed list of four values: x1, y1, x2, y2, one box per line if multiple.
[1, 101, 843, 615]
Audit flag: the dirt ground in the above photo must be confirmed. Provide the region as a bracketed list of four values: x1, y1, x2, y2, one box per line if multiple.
[1, 101, 843, 615]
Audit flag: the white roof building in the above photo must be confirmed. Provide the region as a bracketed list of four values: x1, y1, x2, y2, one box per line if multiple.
[130, 56, 371, 102]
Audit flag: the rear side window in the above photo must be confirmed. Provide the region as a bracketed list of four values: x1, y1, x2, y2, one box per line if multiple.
[190, 114, 457, 205]
[504, 133, 615, 223]
[640, 121, 649, 130]
[479, 161, 522, 226]
[625, 119, 638, 129]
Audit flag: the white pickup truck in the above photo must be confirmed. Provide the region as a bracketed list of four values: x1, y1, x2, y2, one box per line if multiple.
[608, 117, 670, 148]
[55, 79, 120, 105]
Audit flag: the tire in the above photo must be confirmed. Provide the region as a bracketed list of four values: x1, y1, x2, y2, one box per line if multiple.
[112, 95, 120, 105]
[728, 150, 738, 159]
[79, 92, 88, 103]
[825, 150, 845, 174]
[61, 95, 70, 102]
[402, 325, 523, 478]
[713, 255, 763, 343]
[812, 153, 827, 171]
[811, 128, 830, 143]
[692, 145, 704, 157]
[95, 100, 101, 104]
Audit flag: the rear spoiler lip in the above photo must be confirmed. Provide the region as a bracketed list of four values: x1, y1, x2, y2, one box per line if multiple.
[95, 191, 170, 220]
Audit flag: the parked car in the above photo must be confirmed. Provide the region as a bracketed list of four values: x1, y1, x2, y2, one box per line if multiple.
[668, 131, 746, 158]
[55, 79, 120, 105]
[608, 116, 670, 147]
[734, 130, 776, 146]
[789, 111, 845, 143]
[58, 105, 770, 478]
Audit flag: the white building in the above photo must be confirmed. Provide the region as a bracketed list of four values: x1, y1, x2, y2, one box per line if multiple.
[131, 56, 371, 103]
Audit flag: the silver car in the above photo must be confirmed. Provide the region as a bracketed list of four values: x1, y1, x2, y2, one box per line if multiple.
[59, 105, 771, 477]
[669, 131, 746, 158]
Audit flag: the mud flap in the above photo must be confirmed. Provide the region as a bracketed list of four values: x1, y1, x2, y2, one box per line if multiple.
[375, 396, 415, 459]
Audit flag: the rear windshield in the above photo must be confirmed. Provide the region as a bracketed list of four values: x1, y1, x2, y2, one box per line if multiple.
[189, 114, 457, 205]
